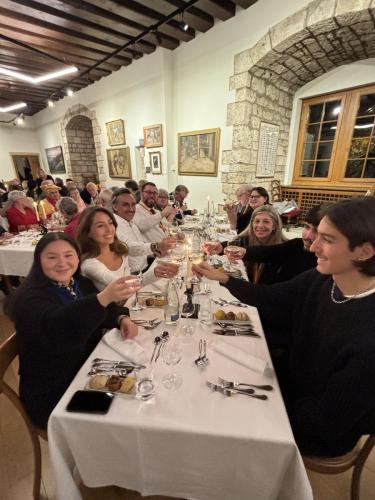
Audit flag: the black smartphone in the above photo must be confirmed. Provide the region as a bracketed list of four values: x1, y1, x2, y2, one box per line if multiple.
[66, 390, 114, 414]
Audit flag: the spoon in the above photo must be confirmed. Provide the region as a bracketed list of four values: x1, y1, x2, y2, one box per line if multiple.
[88, 367, 131, 376]
[150, 336, 161, 363]
[154, 331, 170, 363]
[194, 339, 204, 366]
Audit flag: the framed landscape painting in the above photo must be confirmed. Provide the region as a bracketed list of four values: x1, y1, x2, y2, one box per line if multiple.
[45, 146, 66, 174]
[106, 119, 125, 146]
[178, 128, 220, 177]
[150, 151, 162, 174]
[143, 124, 163, 148]
[107, 147, 131, 178]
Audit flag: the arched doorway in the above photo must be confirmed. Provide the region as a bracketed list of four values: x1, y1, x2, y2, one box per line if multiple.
[223, 1, 375, 198]
[60, 104, 105, 187]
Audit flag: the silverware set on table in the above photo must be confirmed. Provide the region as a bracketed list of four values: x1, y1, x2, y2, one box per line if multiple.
[150, 331, 170, 363]
[206, 377, 273, 400]
[195, 339, 209, 366]
[88, 357, 146, 376]
[132, 318, 162, 330]
[212, 321, 260, 338]
[213, 298, 247, 308]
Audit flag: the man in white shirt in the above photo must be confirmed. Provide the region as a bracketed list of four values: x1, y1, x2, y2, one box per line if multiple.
[133, 182, 177, 243]
[112, 188, 175, 271]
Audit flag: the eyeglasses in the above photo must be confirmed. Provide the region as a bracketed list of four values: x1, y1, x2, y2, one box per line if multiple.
[143, 191, 158, 195]
[158, 195, 168, 199]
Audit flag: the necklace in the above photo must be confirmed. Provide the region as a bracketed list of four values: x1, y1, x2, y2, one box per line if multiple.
[330, 280, 375, 304]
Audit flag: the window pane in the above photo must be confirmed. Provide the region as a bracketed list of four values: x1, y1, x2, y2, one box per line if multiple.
[316, 142, 333, 160]
[368, 138, 375, 157]
[303, 142, 317, 161]
[308, 104, 323, 123]
[357, 93, 375, 117]
[348, 138, 369, 158]
[324, 100, 341, 121]
[345, 160, 364, 178]
[305, 124, 320, 142]
[300, 162, 314, 177]
[320, 122, 337, 140]
[364, 159, 375, 178]
[314, 161, 330, 177]
[353, 117, 374, 138]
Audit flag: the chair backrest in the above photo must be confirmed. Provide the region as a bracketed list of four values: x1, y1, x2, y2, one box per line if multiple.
[0, 332, 18, 380]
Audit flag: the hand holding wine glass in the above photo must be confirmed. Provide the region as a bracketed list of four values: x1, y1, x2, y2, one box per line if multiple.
[130, 266, 145, 311]
[224, 245, 246, 263]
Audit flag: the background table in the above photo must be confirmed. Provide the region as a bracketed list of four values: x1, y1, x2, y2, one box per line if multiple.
[0, 232, 41, 276]
[48, 279, 312, 500]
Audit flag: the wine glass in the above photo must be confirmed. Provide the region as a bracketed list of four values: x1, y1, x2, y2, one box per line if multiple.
[161, 339, 183, 390]
[224, 245, 244, 272]
[130, 266, 145, 311]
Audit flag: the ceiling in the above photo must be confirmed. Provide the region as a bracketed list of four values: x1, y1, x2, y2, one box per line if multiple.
[0, 0, 257, 116]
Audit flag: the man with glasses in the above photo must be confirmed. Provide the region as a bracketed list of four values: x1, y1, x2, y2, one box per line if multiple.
[133, 182, 177, 243]
[112, 188, 175, 271]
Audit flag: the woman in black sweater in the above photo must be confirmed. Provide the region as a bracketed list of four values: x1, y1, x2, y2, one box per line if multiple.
[193, 197, 375, 456]
[7, 232, 140, 429]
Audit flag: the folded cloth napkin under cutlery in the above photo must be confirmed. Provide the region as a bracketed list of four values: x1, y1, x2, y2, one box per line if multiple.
[213, 339, 269, 375]
[102, 328, 147, 364]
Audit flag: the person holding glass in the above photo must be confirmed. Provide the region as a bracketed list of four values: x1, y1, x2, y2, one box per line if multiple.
[5, 190, 38, 233]
[193, 197, 375, 457]
[77, 207, 179, 295]
[6, 232, 139, 429]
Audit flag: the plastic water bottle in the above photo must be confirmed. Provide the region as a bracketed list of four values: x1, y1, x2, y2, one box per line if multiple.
[164, 280, 179, 326]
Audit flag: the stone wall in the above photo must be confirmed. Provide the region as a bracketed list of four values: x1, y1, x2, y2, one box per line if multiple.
[222, 0, 375, 199]
[66, 115, 98, 185]
[60, 104, 105, 187]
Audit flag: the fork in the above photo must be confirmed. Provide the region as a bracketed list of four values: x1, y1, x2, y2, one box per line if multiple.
[218, 377, 273, 391]
[206, 381, 267, 400]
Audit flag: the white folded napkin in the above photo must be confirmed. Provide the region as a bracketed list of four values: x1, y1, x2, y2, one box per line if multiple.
[213, 339, 269, 374]
[102, 328, 146, 364]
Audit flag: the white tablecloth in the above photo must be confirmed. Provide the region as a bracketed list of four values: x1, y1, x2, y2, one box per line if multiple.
[0, 232, 41, 276]
[48, 279, 312, 500]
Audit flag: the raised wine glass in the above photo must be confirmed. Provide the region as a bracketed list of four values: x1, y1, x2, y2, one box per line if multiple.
[130, 266, 145, 311]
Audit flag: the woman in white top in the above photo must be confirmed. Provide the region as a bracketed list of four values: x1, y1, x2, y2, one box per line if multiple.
[77, 207, 178, 291]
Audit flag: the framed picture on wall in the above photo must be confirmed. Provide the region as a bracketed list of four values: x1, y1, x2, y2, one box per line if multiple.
[149, 151, 162, 175]
[107, 147, 131, 178]
[45, 146, 66, 174]
[106, 119, 125, 146]
[143, 124, 163, 148]
[178, 128, 220, 177]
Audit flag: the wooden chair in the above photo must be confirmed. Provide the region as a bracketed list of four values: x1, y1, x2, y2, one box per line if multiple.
[0, 333, 47, 499]
[303, 435, 375, 500]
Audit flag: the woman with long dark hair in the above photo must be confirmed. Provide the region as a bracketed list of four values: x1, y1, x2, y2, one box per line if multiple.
[77, 207, 178, 291]
[7, 232, 139, 428]
[193, 197, 375, 457]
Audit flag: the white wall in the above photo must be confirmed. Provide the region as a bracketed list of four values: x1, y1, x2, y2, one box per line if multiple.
[285, 58, 375, 183]
[0, 121, 43, 180]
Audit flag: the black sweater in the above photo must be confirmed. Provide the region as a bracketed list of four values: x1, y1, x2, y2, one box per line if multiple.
[224, 269, 375, 456]
[244, 238, 317, 283]
[14, 276, 129, 428]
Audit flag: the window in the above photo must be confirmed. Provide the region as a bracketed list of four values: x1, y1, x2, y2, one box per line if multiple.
[293, 84, 375, 188]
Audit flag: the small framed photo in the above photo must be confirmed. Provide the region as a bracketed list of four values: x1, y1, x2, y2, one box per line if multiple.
[106, 119, 125, 146]
[149, 151, 162, 175]
[143, 124, 163, 148]
[45, 146, 66, 174]
[107, 147, 131, 178]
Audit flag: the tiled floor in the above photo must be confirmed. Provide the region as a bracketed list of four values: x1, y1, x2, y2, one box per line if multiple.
[1, 293, 375, 500]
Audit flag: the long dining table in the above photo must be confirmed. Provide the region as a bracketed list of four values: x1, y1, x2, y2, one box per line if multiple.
[47, 271, 313, 500]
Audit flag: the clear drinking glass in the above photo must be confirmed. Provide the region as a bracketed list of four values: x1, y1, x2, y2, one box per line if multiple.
[224, 245, 244, 272]
[162, 339, 183, 390]
[130, 267, 145, 311]
[198, 295, 212, 325]
[135, 368, 155, 401]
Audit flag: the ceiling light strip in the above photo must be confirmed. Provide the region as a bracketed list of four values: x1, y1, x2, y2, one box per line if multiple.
[0, 66, 78, 85]
[0, 102, 27, 113]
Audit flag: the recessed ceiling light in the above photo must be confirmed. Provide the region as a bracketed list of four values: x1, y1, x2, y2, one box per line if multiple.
[16, 114, 24, 125]
[0, 66, 78, 85]
[66, 88, 74, 97]
[0, 102, 27, 113]
[48, 99, 54, 107]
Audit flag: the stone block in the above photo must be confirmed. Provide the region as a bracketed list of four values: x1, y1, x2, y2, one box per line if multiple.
[236, 88, 257, 103]
[232, 148, 251, 164]
[226, 101, 252, 126]
[337, 0, 371, 15]
[265, 85, 280, 101]
[308, 17, 339, 35]
[249, 33, 272, 66]
[221, 150, 232, 165]
[229, 72, 252, 90]
[251, 76, 266, 95]
[234, 49, 253, 74]
[270, 8, 307, 49]
[307, 0, 336, 26]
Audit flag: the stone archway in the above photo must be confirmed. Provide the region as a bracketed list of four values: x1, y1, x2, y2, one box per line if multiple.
[222, 0, 375, 198]
[60, 104, 105, 187]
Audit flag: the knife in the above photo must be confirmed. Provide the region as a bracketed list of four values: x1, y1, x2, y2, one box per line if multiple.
[212, 329, 260, 338]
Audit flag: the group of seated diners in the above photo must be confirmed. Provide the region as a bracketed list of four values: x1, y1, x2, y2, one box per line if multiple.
[2, 174, 375, 461]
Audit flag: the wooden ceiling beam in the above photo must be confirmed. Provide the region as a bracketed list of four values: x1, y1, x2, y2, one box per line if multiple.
[6, 0, 169, 52]
[161, 0, 214, 32]
[195, 0, 235, 20]
[231, 0, 258, 8]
